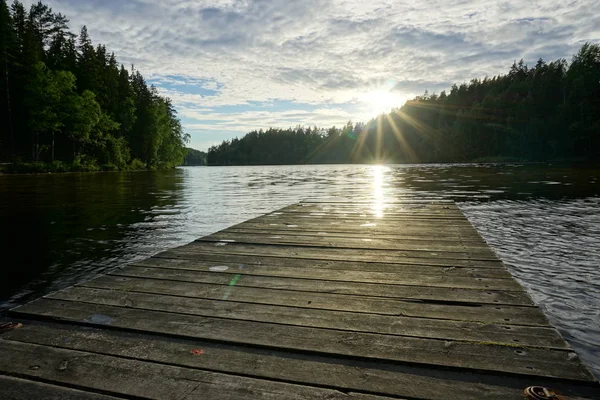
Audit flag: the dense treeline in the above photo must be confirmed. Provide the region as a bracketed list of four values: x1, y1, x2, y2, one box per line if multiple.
[183, 147, 207, 166]
[208, 43, 600, 165]
[0, 0, 188, 171]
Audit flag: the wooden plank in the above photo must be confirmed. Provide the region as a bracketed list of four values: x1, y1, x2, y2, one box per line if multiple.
[283, 201, 460, 212]
[281, 205, 463, 214]
[117, 265, 536, 306]
[199, 231, 497, 257]
[248, 214, 477, 226]
[241, 217, 479, 230]
[276, 211, 467, 219]
[271, 212, 469, 221]
[141, 251, 512, 277]
[299, 199, 455, 204]
[80, 275, 549, 325]
[45, 286, 564, 347]
[224, 226, 488, 244]
[274, 210, 467, 219]
[237, 215, 483, 228]
[5, 322, 599, 400]
[175, 242, 502, 265]
[234, 221, 485, 240]
[251, 210, 474, 222]
[0, 340, 391, 400]
[133, 256, 521, 290]
[282, 203, 462, 215]
[10, 299, 595, 381]
[0, 375, 125, 400]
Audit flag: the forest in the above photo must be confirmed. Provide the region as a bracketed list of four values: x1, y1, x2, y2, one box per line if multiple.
[0, 0, 188, 172]
[183, 148, 207, 166]
[208, 43, 600, 165]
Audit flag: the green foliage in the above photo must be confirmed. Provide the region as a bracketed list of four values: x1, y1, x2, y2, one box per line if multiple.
[209, 43, 600, 165]
[3, 160, 72, 173]
[100, 163, 118, 172]
[0, 1, 187, 171]
[71, 154, 99, 172]
[183, 148, 207, 166]
[128, 158, 146, 170]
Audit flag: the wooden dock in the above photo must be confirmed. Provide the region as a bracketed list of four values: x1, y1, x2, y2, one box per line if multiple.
[1, 201, 598, 399]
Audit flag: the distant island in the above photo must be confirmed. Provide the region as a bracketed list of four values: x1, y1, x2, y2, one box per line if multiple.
[0, 0, 188, 173]
[208, 43, 600, 165]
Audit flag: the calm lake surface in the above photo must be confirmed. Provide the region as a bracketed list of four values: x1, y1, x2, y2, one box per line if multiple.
[1, 163, 599, 377]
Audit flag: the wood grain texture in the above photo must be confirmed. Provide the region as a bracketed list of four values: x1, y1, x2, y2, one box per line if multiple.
[10, 299, 595, 381]
[117, 265, 536, 305]
[0, 340, 393, 400]
[233, 221, 485, 240]
[45, 286, 564, 347]
[4, 322, 598, 400]
[174, 242, 502, 265]
[0, 375, 125, 400]
[140, 251, 510, 276]
[81, 274, 548, 325]
[224, 226, 488, 244]
[199, 231, 497, 256]
[6, 201, 599, 399]
[133, 256, 520, 290]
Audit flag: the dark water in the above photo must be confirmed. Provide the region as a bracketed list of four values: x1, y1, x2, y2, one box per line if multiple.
[1, 164, 599, 378]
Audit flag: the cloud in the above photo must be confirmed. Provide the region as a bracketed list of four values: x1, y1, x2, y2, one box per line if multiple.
[22, 0, 599, 150]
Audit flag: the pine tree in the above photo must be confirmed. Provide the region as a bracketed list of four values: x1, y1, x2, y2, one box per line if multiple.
[0, 1, 188, 168]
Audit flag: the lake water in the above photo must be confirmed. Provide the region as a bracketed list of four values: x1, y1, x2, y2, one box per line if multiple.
[1, 163, 599, 378]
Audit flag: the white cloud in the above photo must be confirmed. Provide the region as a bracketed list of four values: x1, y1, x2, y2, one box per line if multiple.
[23, 0, 599, 149]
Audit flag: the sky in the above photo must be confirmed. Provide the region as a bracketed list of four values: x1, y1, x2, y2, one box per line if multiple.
[23, 0, 600, 151]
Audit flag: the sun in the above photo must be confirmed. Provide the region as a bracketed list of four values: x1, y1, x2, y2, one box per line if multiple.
[360, 89, 407, 116]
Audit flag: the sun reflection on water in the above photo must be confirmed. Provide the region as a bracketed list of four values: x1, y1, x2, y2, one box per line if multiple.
[370, 165, 389, 218]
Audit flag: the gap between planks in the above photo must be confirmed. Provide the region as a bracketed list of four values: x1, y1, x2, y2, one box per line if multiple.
[9, 299, 595, 382]
[3, 321, 599, 400]
[119, 263, 536, 306]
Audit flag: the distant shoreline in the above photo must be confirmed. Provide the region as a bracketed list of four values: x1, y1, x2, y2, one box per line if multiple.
[0, 162, 176, 175]
[3, 159, 595, 175]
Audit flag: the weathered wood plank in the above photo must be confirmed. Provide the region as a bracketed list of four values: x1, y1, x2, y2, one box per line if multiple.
[176, 242, 502, 265]
[134, 256, 521, 290]
[5, 322, 599, 400]
[299, 199, 455, 204]
[0, 340, 392, 400]
[199, 231, 497, 257]
[250, 209, 473, 221]
[141, 251, 512, 277]
[0, 375, 125, 400]
[116, 265, 535, 306]
[10, 299, 595, 381]
[234, 221, 485, 240]
[274, 208, 464, 221]
[80, 275, 548, 325]
[277, 204, 465, 217]
[246, 214, 477, 227]
[274, 212, 467, 221]
[224, 226, 488, 244]
[271, 212, 468, 221]
[281, 206, 463, 214]
[284, 200, 459, 211]
[46, 286, 564, 347]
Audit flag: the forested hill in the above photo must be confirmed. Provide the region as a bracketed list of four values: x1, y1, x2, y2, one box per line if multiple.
[208, 43, 600, 165]
[0, 0, 188, 171]
[183, 148, 207, 166]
